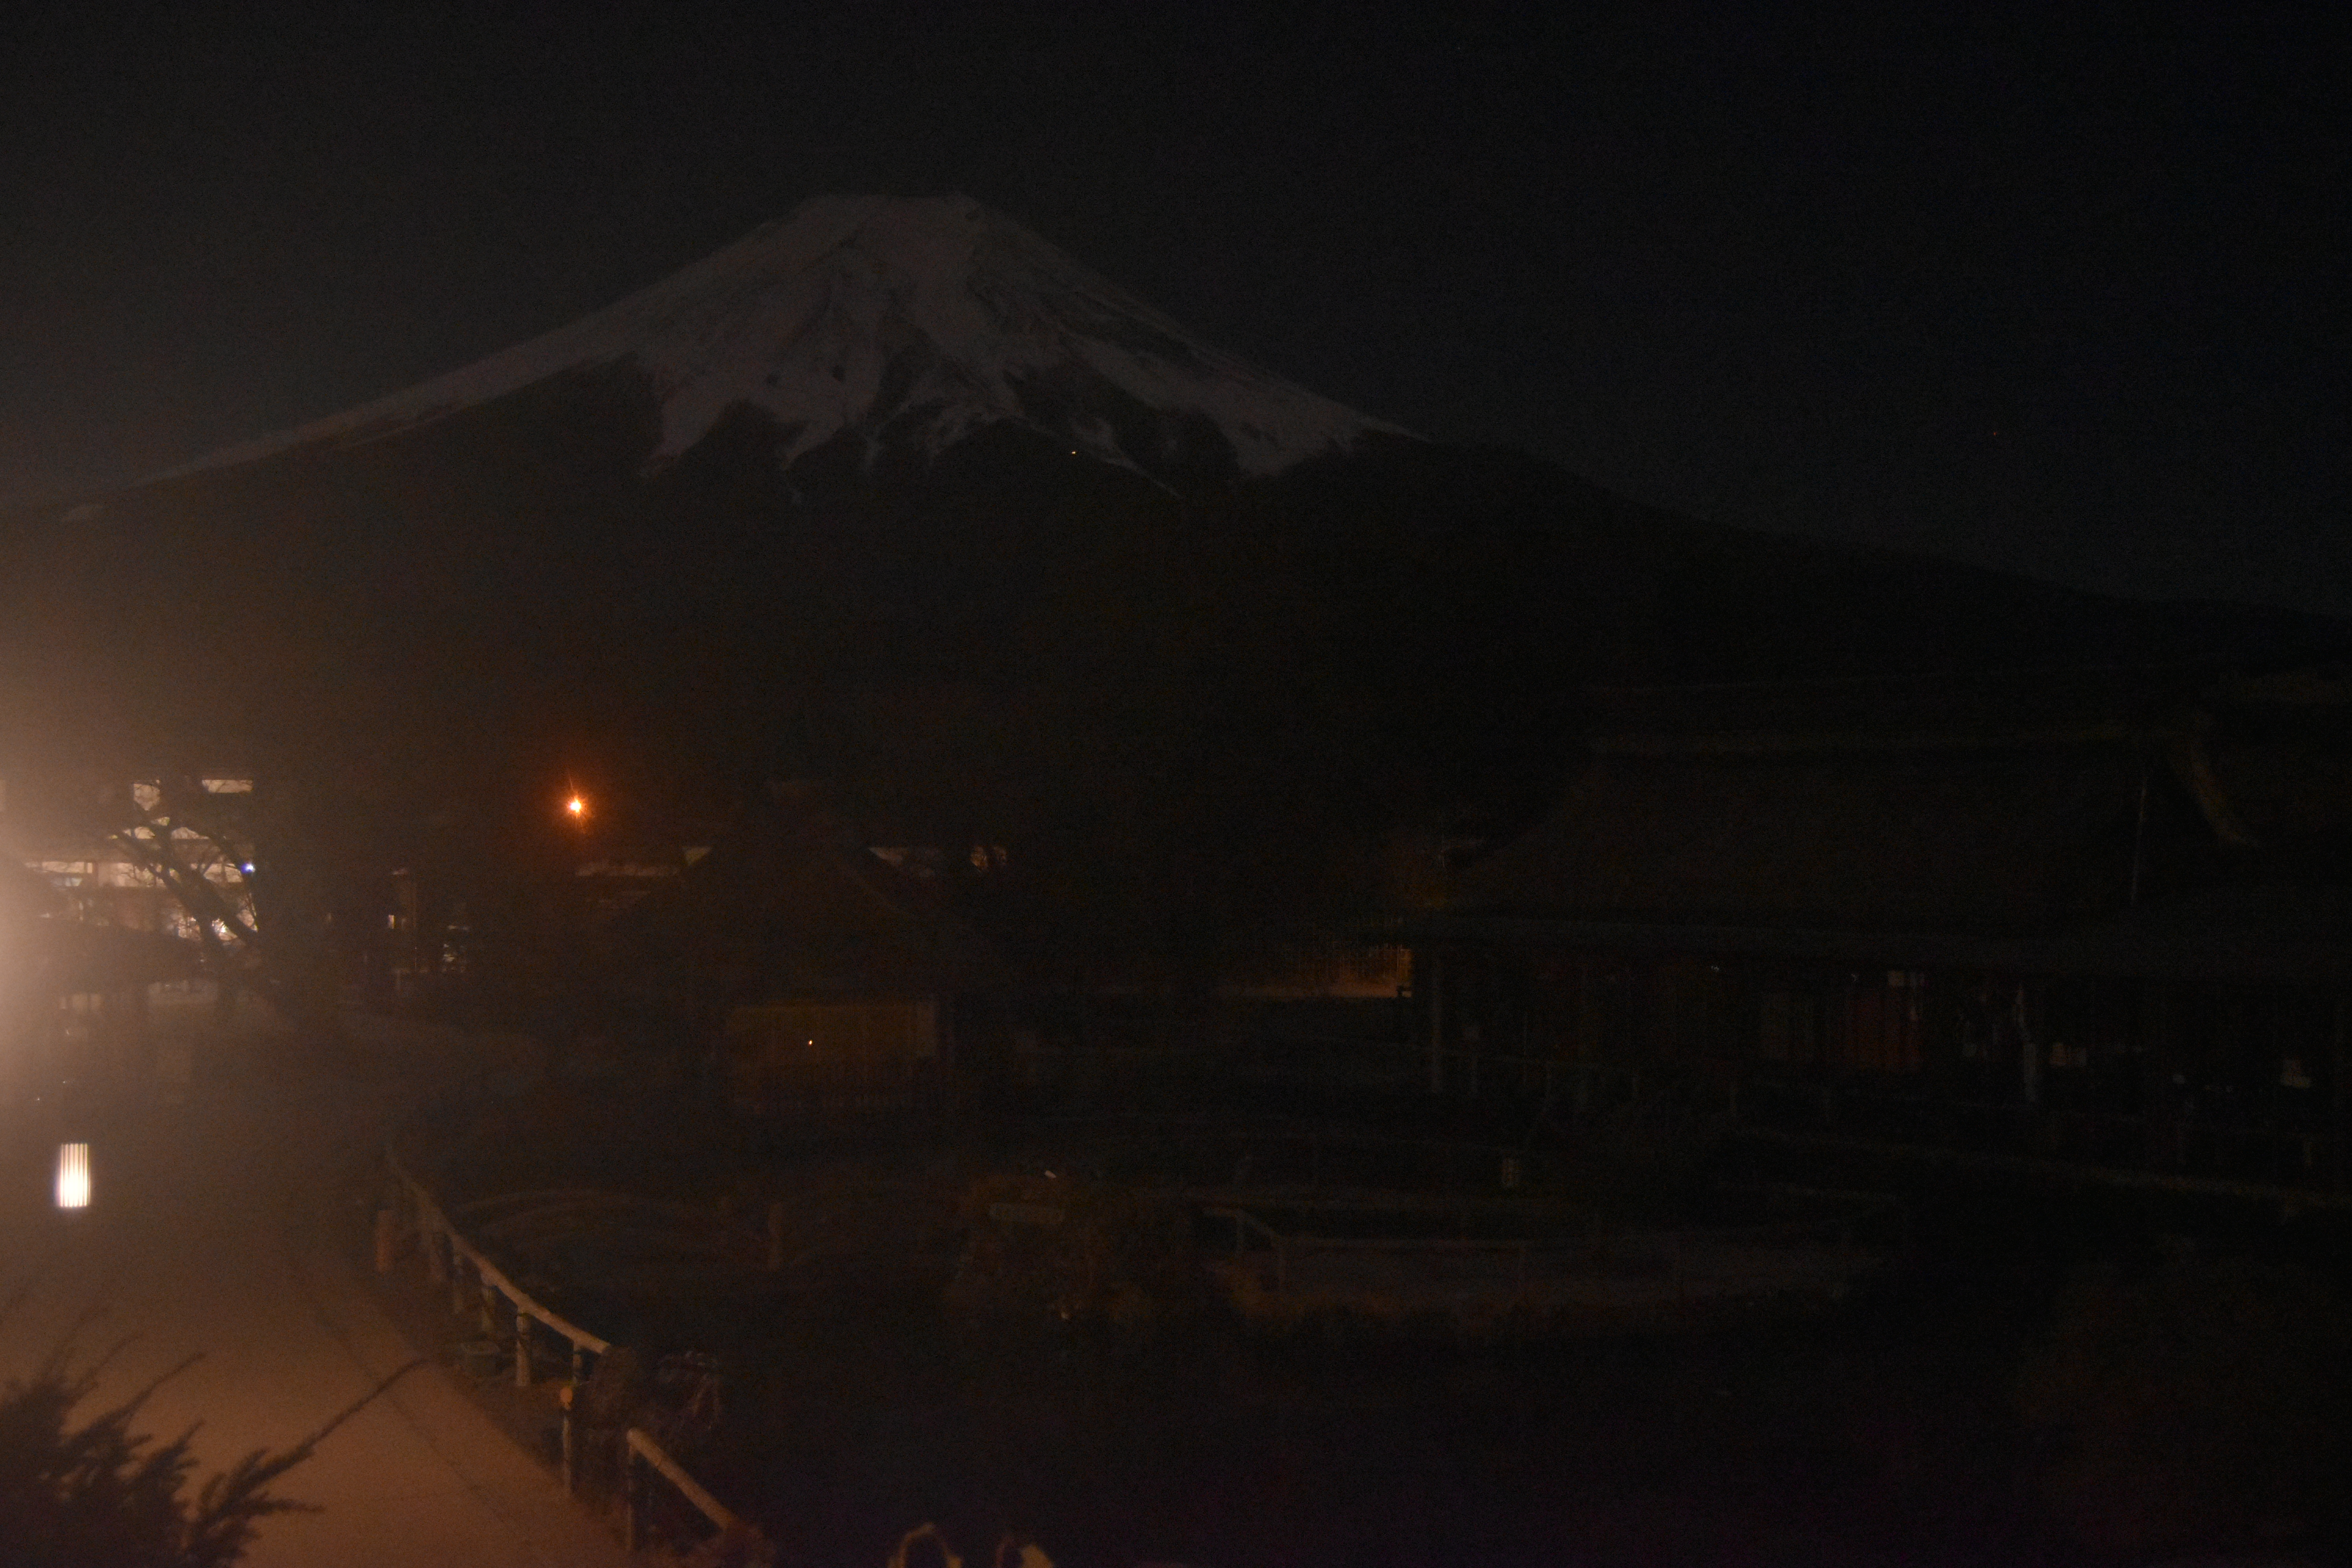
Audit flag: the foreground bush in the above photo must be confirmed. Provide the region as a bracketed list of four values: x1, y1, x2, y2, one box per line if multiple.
[1, 1325, 410, 1568]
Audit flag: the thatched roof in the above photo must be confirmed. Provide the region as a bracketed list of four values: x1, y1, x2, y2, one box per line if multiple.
[597, 792, 995, 1006]
[1429, 661, 2352, 980]
[2036, 885, 2352, 983]
[1456, 740, 2158, 937]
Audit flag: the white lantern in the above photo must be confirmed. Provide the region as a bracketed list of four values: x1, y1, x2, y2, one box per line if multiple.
[55, 1143, 91, 1210]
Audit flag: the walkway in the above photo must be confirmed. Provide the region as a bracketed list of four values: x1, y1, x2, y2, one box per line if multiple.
[0, 1044, 633, 1567]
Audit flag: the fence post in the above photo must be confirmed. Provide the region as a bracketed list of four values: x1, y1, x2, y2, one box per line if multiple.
[561, 1345, 585, 1494]
[425, 1222, 446, 1285]
[622, 1442, 640, 1552]
[450, 1250, 468, 1317]
[515, 1307, 534, 1388]
[2333, 990, 2348, 1192]
[1428, 950, 1445, 1096]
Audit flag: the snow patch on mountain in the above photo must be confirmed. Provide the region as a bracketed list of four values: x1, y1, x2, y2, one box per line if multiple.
[169, 195, 1404, 484]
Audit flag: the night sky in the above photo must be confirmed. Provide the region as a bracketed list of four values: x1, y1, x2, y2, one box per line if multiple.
[4, 2, 2343, 615]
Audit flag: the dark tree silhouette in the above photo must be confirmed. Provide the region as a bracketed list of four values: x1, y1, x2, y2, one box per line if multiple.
[89, 775, 341, 1037]
[0, 1327, 417, 1568]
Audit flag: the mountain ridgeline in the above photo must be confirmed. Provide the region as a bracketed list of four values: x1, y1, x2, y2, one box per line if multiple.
[0, 196, 2334, 982]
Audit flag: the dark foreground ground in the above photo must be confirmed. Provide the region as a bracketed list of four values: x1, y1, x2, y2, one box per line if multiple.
[385, 1081, 2352, 1568]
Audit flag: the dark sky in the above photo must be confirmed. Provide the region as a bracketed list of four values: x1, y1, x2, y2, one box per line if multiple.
[4, 2, 2344, 614]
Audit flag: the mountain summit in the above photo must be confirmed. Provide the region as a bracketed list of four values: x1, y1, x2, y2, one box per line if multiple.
[176, 194, 1403, 488]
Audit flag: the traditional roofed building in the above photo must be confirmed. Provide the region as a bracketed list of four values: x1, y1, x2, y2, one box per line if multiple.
[595, 784, 996, 1114]
[1405, 659, 2352, 1189]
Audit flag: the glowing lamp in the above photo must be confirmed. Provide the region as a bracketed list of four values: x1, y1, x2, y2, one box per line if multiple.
[56, 1143, 91, 1210]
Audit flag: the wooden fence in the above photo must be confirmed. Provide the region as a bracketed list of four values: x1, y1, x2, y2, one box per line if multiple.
[381, 1151, 766, 1557]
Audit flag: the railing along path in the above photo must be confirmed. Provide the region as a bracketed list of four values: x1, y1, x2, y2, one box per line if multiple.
[381, 1150, 761, 1556]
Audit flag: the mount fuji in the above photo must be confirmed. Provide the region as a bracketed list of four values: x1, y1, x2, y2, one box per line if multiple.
[168, 194, 1403, 492]
[0, 194, 2334, 976]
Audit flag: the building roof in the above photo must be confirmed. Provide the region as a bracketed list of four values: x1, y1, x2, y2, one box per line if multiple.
[596, 788, 996, 1005]
[2034, 884, 2352, 984]
[1455, 739, 2161, 938]
[1429, 660, 2352, 980]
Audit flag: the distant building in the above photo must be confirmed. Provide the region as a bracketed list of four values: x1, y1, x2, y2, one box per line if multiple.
[0, 773, 257, 943]
[0, 840, 204, 1101]
[594, 784, 994, 1114]
[0, 772, 251, 1094]
[1403, 661, 2352, 1191]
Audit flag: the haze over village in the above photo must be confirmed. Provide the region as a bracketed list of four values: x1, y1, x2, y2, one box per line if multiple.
[2, 8, 2347, 1567]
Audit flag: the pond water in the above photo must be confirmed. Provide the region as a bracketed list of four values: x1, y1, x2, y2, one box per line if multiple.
[422, 1094, 2352, 1565]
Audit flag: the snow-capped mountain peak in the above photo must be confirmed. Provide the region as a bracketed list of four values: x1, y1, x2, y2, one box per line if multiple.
[174, 195, 1405, 484]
